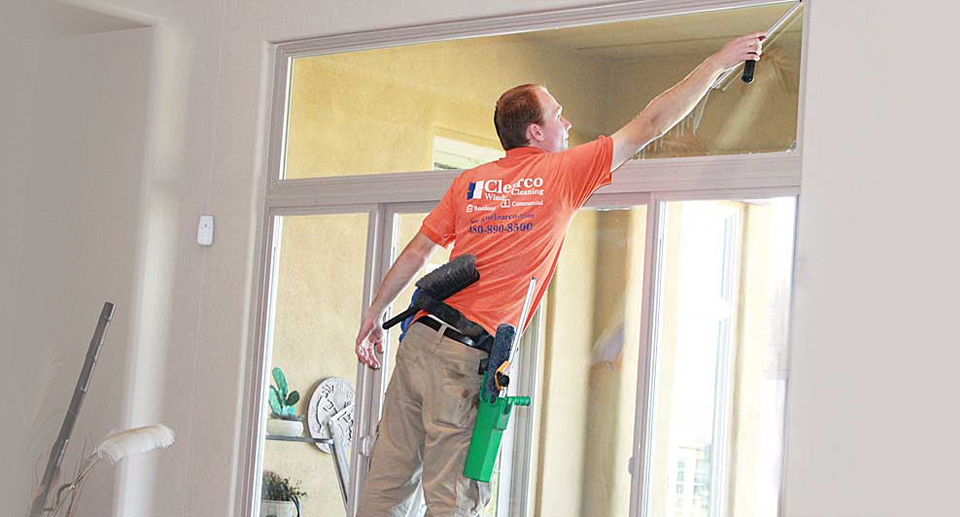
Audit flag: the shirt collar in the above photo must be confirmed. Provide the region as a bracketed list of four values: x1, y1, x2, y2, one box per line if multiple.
[501, 146, 546, 161]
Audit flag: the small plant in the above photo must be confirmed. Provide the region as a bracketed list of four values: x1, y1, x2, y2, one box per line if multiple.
[268, 367, 301, 421]
[262, 471, 307, 502]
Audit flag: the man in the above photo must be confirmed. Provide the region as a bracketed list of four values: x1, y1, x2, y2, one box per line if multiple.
[355, 32, 766, 516]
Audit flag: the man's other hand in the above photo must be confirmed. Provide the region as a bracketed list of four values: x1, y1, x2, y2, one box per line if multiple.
[356, 311, 385, 369]
[709, 32, 767, 72]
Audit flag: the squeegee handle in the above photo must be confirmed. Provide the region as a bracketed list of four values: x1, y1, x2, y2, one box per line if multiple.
[741, 59, 756, 83]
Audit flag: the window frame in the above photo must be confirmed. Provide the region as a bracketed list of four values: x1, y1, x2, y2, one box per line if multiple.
[238, 1, 810, 516]
[637, 189, 798, 517]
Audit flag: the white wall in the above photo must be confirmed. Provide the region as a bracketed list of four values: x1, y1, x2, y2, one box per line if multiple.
[0, 0, 36, 373]
[7, 0, 226, 515]
[9, 0, 958, 516]
[10, 26, 157, 516]
[784, 1, 960, 515]
[0, 36, 33, 345]
[0, 23, 38, 515]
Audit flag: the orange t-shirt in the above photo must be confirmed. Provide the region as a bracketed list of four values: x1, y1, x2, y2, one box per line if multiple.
[418, 136, 614, 336]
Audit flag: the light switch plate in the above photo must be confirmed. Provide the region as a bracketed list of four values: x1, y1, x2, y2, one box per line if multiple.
[197, 215, 214, 246]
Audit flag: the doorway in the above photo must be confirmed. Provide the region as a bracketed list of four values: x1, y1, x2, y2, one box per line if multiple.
[240, 2, 807, 516]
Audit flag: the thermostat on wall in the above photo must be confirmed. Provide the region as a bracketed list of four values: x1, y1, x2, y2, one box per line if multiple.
[197, 215, 214, 246]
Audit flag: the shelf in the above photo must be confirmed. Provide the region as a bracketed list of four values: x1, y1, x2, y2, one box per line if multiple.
[264, 433, 347, 512]
[265, 434, 333, 444]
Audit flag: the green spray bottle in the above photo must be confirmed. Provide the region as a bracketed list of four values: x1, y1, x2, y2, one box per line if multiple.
[464, 278, 537, 482]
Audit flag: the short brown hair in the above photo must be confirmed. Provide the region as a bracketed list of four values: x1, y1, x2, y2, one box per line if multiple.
[494, 84, 544, 150]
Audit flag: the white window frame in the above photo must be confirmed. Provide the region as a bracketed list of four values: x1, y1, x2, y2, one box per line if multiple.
[637, 188, 799, 517]
[713, 206, 744, 517]
[236, 1, 810, 516]
[648, 201, 745, 517]
[432, 135, 506, 170]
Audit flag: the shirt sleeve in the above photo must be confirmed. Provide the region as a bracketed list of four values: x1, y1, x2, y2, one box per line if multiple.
[557, 135, 614, 209]
[420, 176, 460, 248]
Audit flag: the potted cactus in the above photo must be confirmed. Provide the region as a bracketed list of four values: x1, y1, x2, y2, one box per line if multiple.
[261, 471, 306, 517]
[266, 367, 303, 437]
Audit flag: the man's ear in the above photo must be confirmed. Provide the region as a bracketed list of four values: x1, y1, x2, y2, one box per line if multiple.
[527, 123, 543, 143]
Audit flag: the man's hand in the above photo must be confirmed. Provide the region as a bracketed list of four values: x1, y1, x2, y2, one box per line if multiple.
[708, 31, 766, 72]
[610, 31, 768, 170]
[356, 309, 385, 369]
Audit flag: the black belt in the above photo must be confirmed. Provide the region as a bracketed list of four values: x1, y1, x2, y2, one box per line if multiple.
[415, 316, 491, 354]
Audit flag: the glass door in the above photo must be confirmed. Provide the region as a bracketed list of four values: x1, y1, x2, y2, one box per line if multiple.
[250, 1, 808, 513]
[251, 193, 796, 517]
[379, 204, 453, 386]
[641, 195, 796, 517]
[257, 209, 375, 517]
[374, 197, 652, 517]
[527, 199, 650, 517]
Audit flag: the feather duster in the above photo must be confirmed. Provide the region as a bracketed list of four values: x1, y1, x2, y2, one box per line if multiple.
[96, 424, 176, 464]
[46, 425, 176, 516]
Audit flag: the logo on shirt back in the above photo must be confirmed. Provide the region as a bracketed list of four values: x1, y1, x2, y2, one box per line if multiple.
[467, 178, 544, 200]
[467, 181, 485, 200]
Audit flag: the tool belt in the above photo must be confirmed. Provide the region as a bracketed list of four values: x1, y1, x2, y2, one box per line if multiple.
[415, 316, 492, 354]
[411, 290, 486, 338]
[380, 254, 491, 354]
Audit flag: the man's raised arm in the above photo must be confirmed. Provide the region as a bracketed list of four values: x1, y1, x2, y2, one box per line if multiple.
[610, 32, 767, 171]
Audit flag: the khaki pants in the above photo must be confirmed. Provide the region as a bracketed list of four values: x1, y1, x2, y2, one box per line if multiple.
[357, 321, 492, 517]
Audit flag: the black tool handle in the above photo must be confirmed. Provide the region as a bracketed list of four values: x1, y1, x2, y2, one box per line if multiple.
[742, 59, 756, 83]
[382, 306, 418, 330]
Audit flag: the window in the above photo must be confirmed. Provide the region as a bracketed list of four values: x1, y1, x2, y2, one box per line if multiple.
[432, 133, 505, 170]
[277, 3, 803, 180]
[531, 205, 648, 517]
[694, 458, 712, 486]
[644, 197, 796, 517]
[258, 212, 371, 517]
[243, 3, 805, 516]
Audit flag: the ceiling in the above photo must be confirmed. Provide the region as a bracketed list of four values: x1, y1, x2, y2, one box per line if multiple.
[521, 2, 803, 61]
[46, 1, 149, 38]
